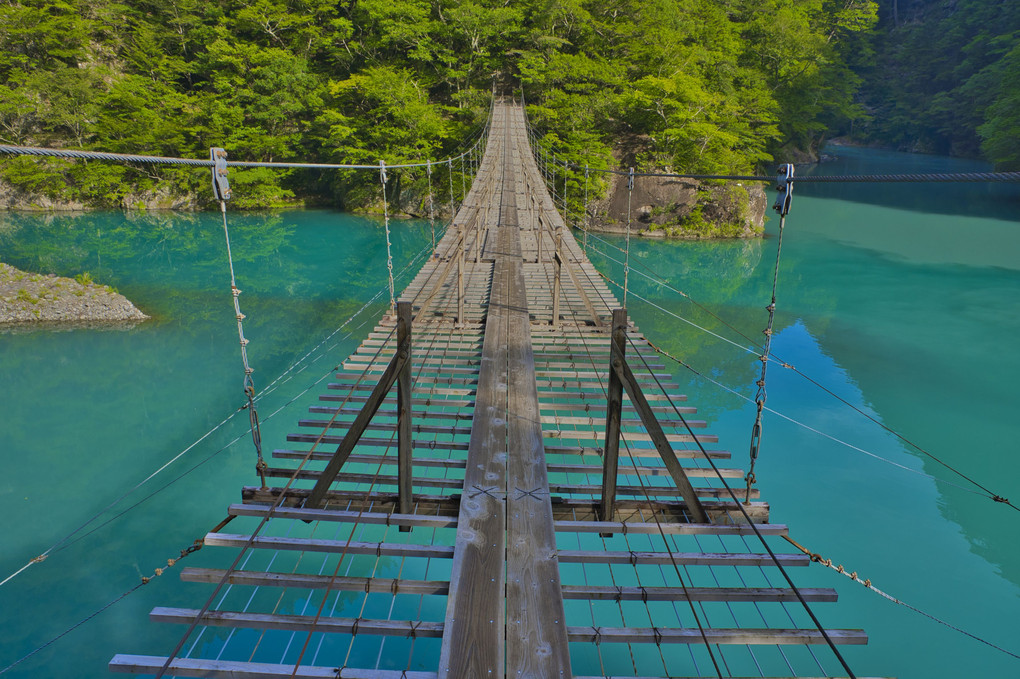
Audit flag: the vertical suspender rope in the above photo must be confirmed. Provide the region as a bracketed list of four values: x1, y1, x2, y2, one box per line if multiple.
[426, 160, 437, 258]
[460, 155, 466, 203]
[745, 164, 794, 503]
[379, 160, 396, 312]
[562, 159, 569, 223]
[583, 164, 590, 254]
[211, 147, 267, 489]
[448, 157, 455, 214]
[623, 166, 634, 308]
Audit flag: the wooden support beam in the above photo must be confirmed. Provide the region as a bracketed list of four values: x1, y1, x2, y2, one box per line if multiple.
[556, 549, 809, 567]
[552, 239, 561, 329]
[204, 533, 454, 559]
[599, 308, 626, 526]
[456, 247, 464, 328]
[606, 309, 710, 524]
[565, 625, 868, 645]
[110, 655, 438, 679]
[561, 584, 837, 602]
[396, 300, 413, 531]
[303, 342, 408, 511]
[150, 607, 444, 637]
[180, 568, 450, 596]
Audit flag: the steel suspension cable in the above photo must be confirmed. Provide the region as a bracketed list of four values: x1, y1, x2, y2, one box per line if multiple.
[217, 186, 268, 489]
[379, 161, 396, 310]
[744, 165, 793, 502]
[624, 331, 859, 678]
[623, 167, 634, 308]
[583, 230, 1018, 510]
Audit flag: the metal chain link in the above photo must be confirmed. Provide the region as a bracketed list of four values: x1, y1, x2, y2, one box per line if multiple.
[745, 165, 794, 502]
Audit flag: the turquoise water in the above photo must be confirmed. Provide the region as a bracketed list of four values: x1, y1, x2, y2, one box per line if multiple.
[1, 146, 1018, 678]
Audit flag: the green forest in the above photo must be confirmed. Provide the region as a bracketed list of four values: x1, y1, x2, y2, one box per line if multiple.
[855, 0, 1020, 168]
[0, 0, 1017, 209]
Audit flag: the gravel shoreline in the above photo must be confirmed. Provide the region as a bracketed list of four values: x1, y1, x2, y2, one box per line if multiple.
[0, 262, 148, 328]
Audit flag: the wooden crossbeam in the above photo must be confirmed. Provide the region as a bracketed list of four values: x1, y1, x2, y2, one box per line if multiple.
[601, 308, 710, 525]
[304, 302, 413, 513]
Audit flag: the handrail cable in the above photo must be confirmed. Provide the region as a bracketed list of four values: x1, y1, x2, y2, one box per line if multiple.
[288, 254, 473, 677]
[780, 534, 1020, 661]
[550, 254, 724, 678]
[153, 318, 400, 678]
[0, 260, 414, 588]
[583, 235, 1017, 510]
[623, 331, 858, 678]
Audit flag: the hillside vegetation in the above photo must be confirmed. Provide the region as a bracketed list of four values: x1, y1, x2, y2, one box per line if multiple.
[852, 0, 1020, 169]
[0, 0, 878, 209]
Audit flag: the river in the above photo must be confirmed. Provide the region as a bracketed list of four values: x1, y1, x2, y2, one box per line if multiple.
[0, 146, 1017, 678]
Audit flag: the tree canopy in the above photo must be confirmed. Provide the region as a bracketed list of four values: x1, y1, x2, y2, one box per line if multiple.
[852, 0, 1020, 170]
[0, 0, 879, 208]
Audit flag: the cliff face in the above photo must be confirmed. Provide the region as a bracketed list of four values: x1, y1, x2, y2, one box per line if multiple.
[589, 170, 767, 239]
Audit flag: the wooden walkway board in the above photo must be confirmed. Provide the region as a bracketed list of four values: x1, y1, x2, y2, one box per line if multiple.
[110, 97, 874, 679]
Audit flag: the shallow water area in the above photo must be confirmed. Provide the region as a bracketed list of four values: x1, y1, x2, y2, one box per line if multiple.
[0, 145, 1018, 678]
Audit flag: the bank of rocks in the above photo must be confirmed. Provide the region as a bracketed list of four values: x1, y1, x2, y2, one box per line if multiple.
[0, 263, 148, 328]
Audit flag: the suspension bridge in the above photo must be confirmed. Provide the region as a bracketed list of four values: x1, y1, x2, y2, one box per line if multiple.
[82, 97, 875, 678]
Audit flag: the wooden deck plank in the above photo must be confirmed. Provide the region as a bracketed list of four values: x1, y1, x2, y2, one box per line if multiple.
[437, 117, 510, 679]
[503, 117, 572, 677]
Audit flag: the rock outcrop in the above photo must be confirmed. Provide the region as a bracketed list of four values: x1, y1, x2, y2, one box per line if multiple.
[0, 263, 148, 328]
[588, 171, 767, 239]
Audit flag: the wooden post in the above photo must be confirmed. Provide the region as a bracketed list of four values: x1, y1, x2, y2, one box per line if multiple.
[610, 343, 711, 524]
[456, 247, 464, 328]
[305, 348, 408, 511]
[536, 212, 543, 263]
[552, 231, 562, 329]
[600, 308, 627, 530]
[396, 301, 413, 532]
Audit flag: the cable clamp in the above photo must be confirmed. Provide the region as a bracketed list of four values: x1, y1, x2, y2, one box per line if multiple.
[210, 147, 231, 201]
[992, 495, 1010, 504]
[773, 163, 794, 216]
[652, 626, 663, 646]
